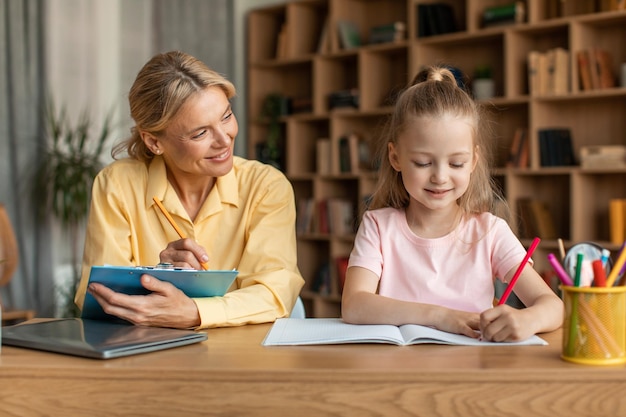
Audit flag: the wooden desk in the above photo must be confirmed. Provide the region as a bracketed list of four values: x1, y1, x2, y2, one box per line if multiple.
[1, 323, 625, 417]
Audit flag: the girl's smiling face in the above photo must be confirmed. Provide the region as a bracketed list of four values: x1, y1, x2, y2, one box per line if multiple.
[388, 114, 477, 212]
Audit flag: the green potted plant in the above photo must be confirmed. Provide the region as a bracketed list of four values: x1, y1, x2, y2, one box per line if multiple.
[257, 93, 286, 170]
[472, 65, 495, 100]
[34, 99, 114, 317]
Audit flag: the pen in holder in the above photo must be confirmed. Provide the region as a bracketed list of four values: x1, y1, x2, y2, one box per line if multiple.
[561, 285, 626, 365]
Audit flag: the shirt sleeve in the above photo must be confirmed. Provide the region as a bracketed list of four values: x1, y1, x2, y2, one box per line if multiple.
[348, 210, 384, 276]
[193, 172, 304, 328]
[75, 168, 136, 309]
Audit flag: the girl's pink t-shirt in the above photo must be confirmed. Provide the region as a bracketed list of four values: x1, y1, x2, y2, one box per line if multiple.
[348, 207, 529, 313]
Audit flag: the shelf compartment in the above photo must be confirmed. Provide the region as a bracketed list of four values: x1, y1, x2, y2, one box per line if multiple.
[570, 13, 626, 93]
[485, 101, 529, 168]
[360, 45, 409, 110]
[506, 171, 571, 240]
[286, 118, 330, 176]
[531, 93, 626, 169]
[330, 0, 409, 52]
[571, 171, 626, 244]
[412, 31, 505, 99]
[506, 23, 569, 96]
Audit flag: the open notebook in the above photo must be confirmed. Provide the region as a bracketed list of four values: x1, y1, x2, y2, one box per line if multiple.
[262, 318, 548, 346]
[1, 318, 207, 359]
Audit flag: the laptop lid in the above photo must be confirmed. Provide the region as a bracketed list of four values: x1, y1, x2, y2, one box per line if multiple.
[1, 318, 207, 359]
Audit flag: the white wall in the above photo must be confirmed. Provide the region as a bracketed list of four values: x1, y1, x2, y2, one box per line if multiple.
[45, 0, 154, 273]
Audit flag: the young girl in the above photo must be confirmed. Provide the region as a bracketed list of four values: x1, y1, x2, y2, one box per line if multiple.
[341, 66, 563, 342]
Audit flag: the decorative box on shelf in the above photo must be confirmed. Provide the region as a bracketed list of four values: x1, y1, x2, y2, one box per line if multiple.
[580, 145, 626, 169]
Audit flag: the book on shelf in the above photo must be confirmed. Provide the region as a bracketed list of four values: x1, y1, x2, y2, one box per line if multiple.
[337, 20, 361, 49]
[338, 136, 351, 173]
[296, 198, 315, 234]
[327, 198, 355, 235]
[368, 21, 406, 44]
[577, 48, 615, 91]
[609, 199, 626, 245]
[609, 0, 626, 10]
[317, 18, 330, 54]
[316, 138, 332, 175]
[416, 3, 457, 38]
[527, 50, 541, 96]
[328, 89, 359, 110]
[528, 48, 569, 96]
[587, 48, 601, 89]
[538, 128, 576, 167]
[275, 24, 289, 59]
[550, 47, 570, 95]
[482, 2, 525, 28]
[297, 198, 354, 236]
[262, 318, 548, 346]
[317, 199, 329, 234]
[312, 261, 331, 295]
[506, 128, 528, 168]
[594, 48, 616, 89]
[517, 198, 558, 240]
[338, 133, 371, 174]
[576, 50, 593, 91]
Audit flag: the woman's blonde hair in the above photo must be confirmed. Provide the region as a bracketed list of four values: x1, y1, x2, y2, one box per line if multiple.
[369, 66, 506, 218]
[112, 50, 236, 162]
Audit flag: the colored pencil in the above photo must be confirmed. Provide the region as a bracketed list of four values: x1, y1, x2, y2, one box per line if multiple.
[498, 237, 541, 305]
[547, 253, 573, 286]
[606, 242, 626, 287]
[153, 196, 209, 270]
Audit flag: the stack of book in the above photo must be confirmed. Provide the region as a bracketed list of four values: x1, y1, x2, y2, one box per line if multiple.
[328, 89, 359, 110]
[416, 3, 457, 38]
[506, 128, 529, 168]
[577, 48, 616, 91]
[538, 128, 576, 167]
[528, 48, 570, 96]
[368, 21, 406, 44]
[482, 2, 525, 28]
[296, 198, 355, 236]
[338, 133, 372, 174]
[517, 198, 557, 240]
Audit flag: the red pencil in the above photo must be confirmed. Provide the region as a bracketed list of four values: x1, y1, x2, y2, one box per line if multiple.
[498, 237, 541, 305]
[592, 259, 607, 287]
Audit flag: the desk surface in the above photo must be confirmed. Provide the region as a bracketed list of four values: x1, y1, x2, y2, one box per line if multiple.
[1, 322, 625, 417]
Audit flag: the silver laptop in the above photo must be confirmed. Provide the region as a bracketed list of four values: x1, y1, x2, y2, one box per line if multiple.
[1, 318, 207, 359]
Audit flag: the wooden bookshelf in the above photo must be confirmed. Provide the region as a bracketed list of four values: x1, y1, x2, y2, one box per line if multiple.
[247, 0, 626, 318]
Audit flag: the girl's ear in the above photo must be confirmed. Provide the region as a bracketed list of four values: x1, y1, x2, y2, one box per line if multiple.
[140, 131, 162, 155]
[388, 142, 401, 171]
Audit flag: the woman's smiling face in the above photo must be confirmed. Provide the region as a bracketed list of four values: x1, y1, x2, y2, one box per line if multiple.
[155, 86, 238, 180]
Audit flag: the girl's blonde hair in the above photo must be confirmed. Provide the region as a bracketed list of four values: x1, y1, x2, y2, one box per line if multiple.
[112, 50, 236, 162]
[369, 66, 507, 219]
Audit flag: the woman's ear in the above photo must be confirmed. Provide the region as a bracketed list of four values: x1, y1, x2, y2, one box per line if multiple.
[388, 142, 401, 172]
[140, 131, 162, 155]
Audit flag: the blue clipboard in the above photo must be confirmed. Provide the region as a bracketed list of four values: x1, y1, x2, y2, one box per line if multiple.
[81, 265, 238, 320]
